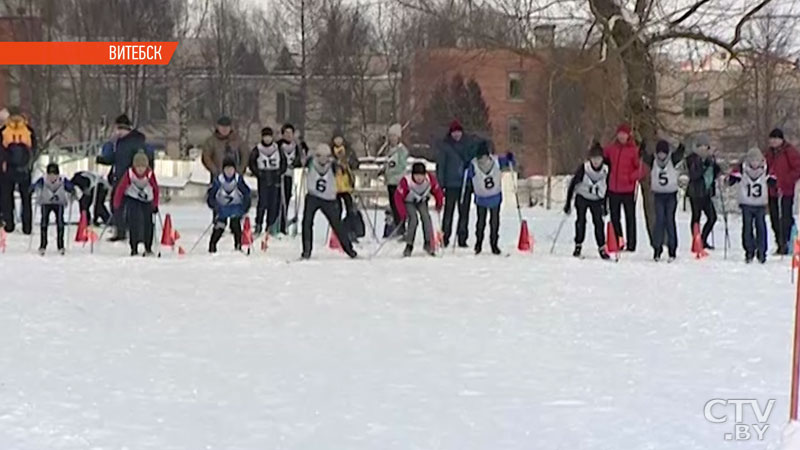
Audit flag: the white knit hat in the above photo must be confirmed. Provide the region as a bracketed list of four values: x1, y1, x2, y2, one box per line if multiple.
[388, 123, 402, 138]
[315, 143, 332, 158]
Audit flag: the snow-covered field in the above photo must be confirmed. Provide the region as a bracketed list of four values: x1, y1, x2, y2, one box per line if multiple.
[0, 200, 797, 450]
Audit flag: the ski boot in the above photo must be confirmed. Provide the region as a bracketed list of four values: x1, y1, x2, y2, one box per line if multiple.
[474, 242, 482, 255]
[403, 244, 413, 257]
[572, 244, 582, 258]
[599, 247, 611, 260]
[58, 248, 66, 256]
[653, 249, 662, 262]
[345, 248, 358, 259]
[745, 255, 753, 264]
[38, 247, 46, 256]
[491, 244, 502, 255]
[667, 252, 676, 263]
[130, 249, 139, 256]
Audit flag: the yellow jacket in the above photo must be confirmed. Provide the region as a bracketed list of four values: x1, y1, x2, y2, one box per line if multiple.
[333, 145, 359, 193]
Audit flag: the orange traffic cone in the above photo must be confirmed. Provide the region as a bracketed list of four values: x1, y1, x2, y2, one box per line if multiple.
[160, 213, 176, 246]
[75, 211, 89, 243]
[518, 219, 532, 252]
[260, 233, 269, 252]
[328, 228, 342, 251]
[0, 228, 6, 253]
[87, 228, 98, 243]
[433, 229, 443, 252]
[606, 222, 620, 254]
[691, 223, 708, 259]
[794, 239, 800, 268]
[241, 216, 254, 247]
[177, 246, 186, 256]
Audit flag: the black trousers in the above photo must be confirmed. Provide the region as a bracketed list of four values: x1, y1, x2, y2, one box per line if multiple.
[40, 204, 65, 250]
[442, 184, 472, 246]
[210, 216, 242, 250]
[387, 185, 403, 233]
[79, 184, 110, 226]
[0, 170, 32, 234]
[302, 194, 354, 257]
[110, 179, 127, 238]
[279, 176, 293, 233]
[653, 192, 678, 257]
[337, 192, 355, 237]
[689, 195, 717, 246]
[768, 195, 794, 251]
[255, 181, 281, 231]
[125, 198, 154, 253]
[475, 205, 500, 249]
[742, 205, 768, 260]
[608, 192, 635, 250]
[575, 196, 605, 248]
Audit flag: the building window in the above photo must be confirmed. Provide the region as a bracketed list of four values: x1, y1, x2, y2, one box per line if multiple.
[683, 92, 710, 118]
[277, 91, 303, 125]
[508, 72, 523, 100]
[508, 117, 523, 144]
[723, 96, 748, 119]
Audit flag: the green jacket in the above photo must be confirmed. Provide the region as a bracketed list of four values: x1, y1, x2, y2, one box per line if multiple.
[384, 143, 409, 186]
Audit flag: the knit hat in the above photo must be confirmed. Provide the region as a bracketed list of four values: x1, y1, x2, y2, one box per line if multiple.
[411, 162, 427, 175]
[588, 141, 603, 158]
[46, 162, 59, 175]
[477, 140, 490, 158]
[261, 127, 273, 137]
[746, 147, 765, 164]
[222, 157, 236, 169]
[388, 123, 402, 138]
[216, 116, 232, 127]
[694, 133, 711, 149]
[314, 143, 332, 159]
[616, 123, 632, 135]
[115, 114, 132, 130]
[132, 151, 149, 169]
[449, 119, 463, 133]
[656, 140, 670, 155]
[770, 128, 785, 140]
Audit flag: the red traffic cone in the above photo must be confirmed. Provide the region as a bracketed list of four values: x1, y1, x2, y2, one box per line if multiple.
[518, 219, 532, 252]
[87, 228, 98, 243]
[75, 211, 89, 243]
[328, 228, 343, 251]
[177, 246, 186, 256]
[691, 223, 708, 259]
[606, 222, 620, 254]
[0, 228, 6, 253]
[173, 229, 181, 241]
[261, 233, 269, 252]
[241, 216, 254, 247]
[160, 213, 176, 246]
[433, 229, 443, 251]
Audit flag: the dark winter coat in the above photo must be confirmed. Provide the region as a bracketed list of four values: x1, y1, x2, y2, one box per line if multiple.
[685, 153, 721, 199]
[765, 142, 800, 197]
[96, 129, 151, 183]
[276, 138, 308, 175]
[249, 143, 288, 187]
[603, 139, 641, 194]
[201, 130, 248, 176]
[435, 134, 478, 189]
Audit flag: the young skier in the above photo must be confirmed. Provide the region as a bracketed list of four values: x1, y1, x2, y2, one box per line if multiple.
[641, 139, 685, 262]
[276, 123, 307, 234]
[249, 126, 287, 235]
[71, 170, 111, 226]
[382, 123, 409, 236]
[729, 148, 776, 263]
[685, 134, 721, 249]
[331, 132, 361, 242]
[393, 162, 444, 257]
[564, 142, 611, 260]
[207, 157, 251, 253]
[33, 163, 75, 255]
[112, 152, 159, 256]
[301, 144, 357, 260]
[466, 142, 513, 255]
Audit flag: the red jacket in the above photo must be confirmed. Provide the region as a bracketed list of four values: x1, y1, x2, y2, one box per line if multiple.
[112, 167, 160, 209]
[603, 140, 641, 194]
[393, 173, 444, 221]
[765, 142, 800, 197]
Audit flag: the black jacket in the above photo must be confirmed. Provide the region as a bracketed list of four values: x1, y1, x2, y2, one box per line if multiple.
[0, 123, 38, 173]
[685, 153, 721, 198]
[249, 144, 288, 187]
[96, 129, 150, 183]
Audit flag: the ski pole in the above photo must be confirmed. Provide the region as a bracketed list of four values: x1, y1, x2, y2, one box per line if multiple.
[27, 201, 38, 252]
[718, 181, 730, 260]
[550, 213, 569, 255]
[373, 188, 380, 240]
[454, 168, 470, 254]
[189, 221, 215, 254]
[65, 199, 74, 251]
[89, 173, 101, 254]
[156, 210, 164, 258]
[368, 223, 404, 260]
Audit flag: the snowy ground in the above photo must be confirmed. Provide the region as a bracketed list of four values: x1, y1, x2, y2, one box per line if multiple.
[0, 199, 797, 450]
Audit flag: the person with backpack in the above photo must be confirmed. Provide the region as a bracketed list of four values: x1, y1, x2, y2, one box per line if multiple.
[0, 111, 38, 234]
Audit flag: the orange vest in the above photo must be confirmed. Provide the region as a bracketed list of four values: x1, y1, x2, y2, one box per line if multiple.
[2, 115, 32, 149]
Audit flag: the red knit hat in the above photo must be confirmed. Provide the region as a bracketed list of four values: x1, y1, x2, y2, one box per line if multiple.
[616, 123, 632, 135]
[449, 119, 463, 133]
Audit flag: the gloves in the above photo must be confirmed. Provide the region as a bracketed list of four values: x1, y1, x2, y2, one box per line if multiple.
[152, 206, 159, 214]
[563, 203, 571, 215]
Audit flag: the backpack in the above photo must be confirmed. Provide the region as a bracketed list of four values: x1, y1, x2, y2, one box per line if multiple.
[2, 115, 33, 169]
[347, 209, 366, 238]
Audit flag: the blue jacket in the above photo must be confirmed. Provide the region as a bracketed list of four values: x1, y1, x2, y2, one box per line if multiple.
[96, 130, 153, 183]
[466, 155, 511, 208]
[207, 174, 251, 219]
[436, 134, 480, 189]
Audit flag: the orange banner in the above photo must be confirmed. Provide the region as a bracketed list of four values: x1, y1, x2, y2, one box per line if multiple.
[0, 42, 179, 65]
